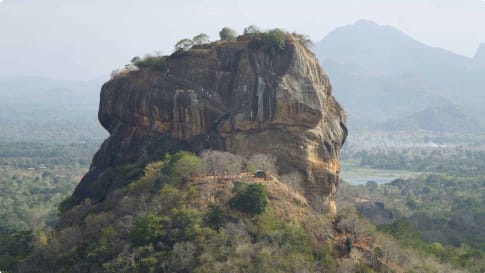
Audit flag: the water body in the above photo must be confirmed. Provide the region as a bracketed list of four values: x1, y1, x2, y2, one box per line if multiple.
[339, 160, 421, 185]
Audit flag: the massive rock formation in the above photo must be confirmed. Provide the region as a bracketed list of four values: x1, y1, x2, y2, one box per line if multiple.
[73, 34, 347, 213]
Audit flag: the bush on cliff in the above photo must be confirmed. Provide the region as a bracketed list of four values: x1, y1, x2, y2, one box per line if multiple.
[248, 29, 287, 56]
[219, 27, 237, 41]
[131, 55, 167, 72]
[164, 151, 202, 183]
[204, 204, 227, 232]
[229, 183, 268, 215]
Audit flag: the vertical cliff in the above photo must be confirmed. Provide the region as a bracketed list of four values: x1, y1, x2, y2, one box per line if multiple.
[73, 33, 347, 213]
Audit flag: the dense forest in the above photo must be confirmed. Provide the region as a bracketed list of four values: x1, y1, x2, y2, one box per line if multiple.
[337, 174, 485, 272]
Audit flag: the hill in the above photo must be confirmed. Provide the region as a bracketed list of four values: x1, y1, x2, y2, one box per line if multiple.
[19, 154, 464, 273]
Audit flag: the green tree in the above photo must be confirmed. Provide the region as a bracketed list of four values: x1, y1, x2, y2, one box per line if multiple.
[229, 183, 268, 215]
[219, 27, 237, 41]
[131, 56, 141, 65]
[174, 38, 193, 54]
[130, 213, 168, 247]
[243, 25, 261, 34]
[165, 151, 202, 183]
[204, 204, 226, 232]
[0, 227, 34, 271]
[366, 180, 378, 193]
[192, 33, 210, 45]
[247, 29, 287, 56]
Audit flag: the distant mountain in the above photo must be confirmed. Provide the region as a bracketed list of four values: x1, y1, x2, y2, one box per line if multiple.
[382, 105, 480, 133]
[474, 43, 485, 64]
[315, 20, 473, 77]
[0, 76, 106, 105]
[314, 20, 485, 132]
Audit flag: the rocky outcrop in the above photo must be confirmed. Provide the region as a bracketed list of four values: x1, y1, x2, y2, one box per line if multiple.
[73, 34, 347, 213]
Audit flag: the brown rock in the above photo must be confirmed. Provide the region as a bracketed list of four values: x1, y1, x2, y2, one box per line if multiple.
[73, 34, 347, 213]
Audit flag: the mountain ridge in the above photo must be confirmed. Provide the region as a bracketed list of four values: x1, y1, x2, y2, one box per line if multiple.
[314, 20, 485, 132]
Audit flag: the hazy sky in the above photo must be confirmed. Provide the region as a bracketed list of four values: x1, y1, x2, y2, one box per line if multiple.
[0, 0, 484, 80]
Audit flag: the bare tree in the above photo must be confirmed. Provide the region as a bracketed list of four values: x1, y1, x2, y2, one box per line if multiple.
[248, 153, 278, 176]
[222, 153, 243, 178]
[201, 150, 242, 181]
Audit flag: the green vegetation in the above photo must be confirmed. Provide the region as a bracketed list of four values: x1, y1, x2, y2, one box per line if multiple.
[0, 227, 33, 272]
[0, 142, 97, 271]
[229, 183, 268, 215]
[247, 28, 287, 56]
[130, 213, 169, 247]
[337, 131, 485, 272]
[243, 25, 261, 35]
[0, 142, 471, 272]
[164, 151, 202, 183]
[173, 39, 194, 56]
[204, 204, 226, 232]
[356, 147, 485, 176]
[338, 173, 485, 272]
[0, 142, 97, 230]
[192, 33, 210, 45]
[218, 27, 237, 41]
[16, 150, 355, 273]
[131, 55, 167, 71]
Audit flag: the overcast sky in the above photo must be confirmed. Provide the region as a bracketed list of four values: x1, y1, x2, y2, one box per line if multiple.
[0, 0, 484, 80]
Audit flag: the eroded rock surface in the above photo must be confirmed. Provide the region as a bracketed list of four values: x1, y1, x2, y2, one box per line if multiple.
[73, 35, 347, 213]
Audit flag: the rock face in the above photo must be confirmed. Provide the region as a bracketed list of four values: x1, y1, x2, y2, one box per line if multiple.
[73, 35, 347, 213]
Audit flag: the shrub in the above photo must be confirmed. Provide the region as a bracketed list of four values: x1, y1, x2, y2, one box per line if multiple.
[164, 151, 202, 183]
[345, 236, 353, 252]
[204, 204, 226, 232]
[128, 161, 164, 194]
[243, 25, 261, 35]
[58, 196, 77, 213]
[130, 213, 168, 247]
[248, 29, 287, 56]
[158, 184, 183, 210]
[131, 55, 167, 71]
[229, 183, 268, 215]
[0, 227, 34, 271]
